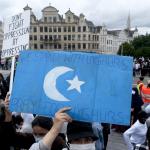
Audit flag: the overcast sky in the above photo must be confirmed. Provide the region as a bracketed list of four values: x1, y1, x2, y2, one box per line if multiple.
[0, 0, 150, 29]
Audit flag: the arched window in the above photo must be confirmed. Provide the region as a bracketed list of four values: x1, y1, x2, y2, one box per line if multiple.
[68, 16, 71, 22]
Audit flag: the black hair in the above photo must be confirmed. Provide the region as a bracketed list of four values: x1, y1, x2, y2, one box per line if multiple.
[139, 76, 144, 81]
[138, 111, 148, 120]
[32, 116, 53, 130]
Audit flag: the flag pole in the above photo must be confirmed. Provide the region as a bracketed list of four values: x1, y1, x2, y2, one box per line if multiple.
[9, 56, 15, 94]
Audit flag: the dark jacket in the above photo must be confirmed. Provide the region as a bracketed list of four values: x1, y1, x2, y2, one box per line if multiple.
[131, 87, 144, 123]
[0, 79, 9, 100]
[0, 121, 35, 150]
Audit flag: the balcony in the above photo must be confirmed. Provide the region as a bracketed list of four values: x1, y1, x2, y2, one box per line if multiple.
[40, 38, 61, 44]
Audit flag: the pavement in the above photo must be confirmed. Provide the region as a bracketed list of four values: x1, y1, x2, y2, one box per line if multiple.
[107, 131, 127, 150]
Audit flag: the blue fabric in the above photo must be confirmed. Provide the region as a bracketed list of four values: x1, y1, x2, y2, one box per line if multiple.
[10, 50, 133, 125]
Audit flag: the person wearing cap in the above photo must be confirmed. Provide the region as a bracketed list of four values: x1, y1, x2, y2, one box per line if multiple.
[63, 120, 98, 150]
[123, 111, 148, 150]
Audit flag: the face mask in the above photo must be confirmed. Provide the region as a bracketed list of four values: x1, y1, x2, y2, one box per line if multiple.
[70, 143, 95, 150]
[34, 136, 44, 142]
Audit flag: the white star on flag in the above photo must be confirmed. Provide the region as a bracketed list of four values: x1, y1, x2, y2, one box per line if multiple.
[66, 76, 85, 93]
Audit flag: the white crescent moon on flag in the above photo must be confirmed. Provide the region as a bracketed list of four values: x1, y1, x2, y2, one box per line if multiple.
[43, 66, 73, 101]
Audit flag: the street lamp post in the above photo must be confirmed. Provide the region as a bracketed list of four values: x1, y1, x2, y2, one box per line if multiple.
[121, 44, 123, 55]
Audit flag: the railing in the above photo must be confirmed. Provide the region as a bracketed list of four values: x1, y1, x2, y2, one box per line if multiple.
[40, 39, 61, 44]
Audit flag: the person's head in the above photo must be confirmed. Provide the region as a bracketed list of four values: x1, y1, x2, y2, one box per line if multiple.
[139, 76, 144, 82]
[138, 111, 148, 124]
[32, 116, 53, 142]
[12, 115, 24, 129]
[67, 120, 98, 150]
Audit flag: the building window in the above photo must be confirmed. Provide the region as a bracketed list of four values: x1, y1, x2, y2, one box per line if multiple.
[78, 35, 81, 41]
[49, 35, 52, 40]
[72, 44, 75, 50]
[44, 17, 47, 22]
[40, 27, 43, 32]
[92, 44, 94, 49]
[40, 44, 43, 49]
[53, 35, 57, 40]
[83, 26, 86, 32]
[78, 43, 81, 49]
[49, 17, 52, 22]
[58, 35, 61, 40]
[34, 35, 37, 40]
[68, 35, 71, 41]
[40, 35, 43, 41]
[72, 26, 75, 32]
[58, 44, 61, 49]
[49, 27, 52, 32]
[68, 16, 71, 22]
[64, 35, 67, 41]
[93, 35, 94, 41]
[53, 17, 57, 23]
[83, 43, 86, 49]
[45, 35, 48, 40]
[83, 34, 86, 41]
[64, 27, 67, 32]
[34, 44, 37, 49]
[54, 44, 57, 49]
[68, 44, 71, 49]
[97, 44, 99, 49]
[110, 40, 112, 45]
[88, 35, 91, 41]
[33, 27, 37, 32]
[30, 35, 32, 40]
[72, 35, 75, 41]
[53, 27, 57, 32]
[97, 36, 99, 41]
[44, 27, 48, 32]
[68, 26, 71, 32]
[58, 27, 61, 32]
[78, 26, 81, 32]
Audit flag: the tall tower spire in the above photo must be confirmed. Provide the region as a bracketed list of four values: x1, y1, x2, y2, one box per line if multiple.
[127, 12, 131, 30]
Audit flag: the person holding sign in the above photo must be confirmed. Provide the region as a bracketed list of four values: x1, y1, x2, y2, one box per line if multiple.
[29, 107, 72, 150]
[0, 93, 72, 150]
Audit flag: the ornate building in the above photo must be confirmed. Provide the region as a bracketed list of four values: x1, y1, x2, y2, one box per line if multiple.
[26, 5, 138, 54]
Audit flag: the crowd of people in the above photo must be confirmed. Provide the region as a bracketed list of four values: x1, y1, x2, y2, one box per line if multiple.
[133, 57, 150, 77]
[0, 58, 150, 150]
[123, 78, 150, 150]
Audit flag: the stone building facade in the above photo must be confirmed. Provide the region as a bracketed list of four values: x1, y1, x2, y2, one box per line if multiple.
[1, 5, 138, 54]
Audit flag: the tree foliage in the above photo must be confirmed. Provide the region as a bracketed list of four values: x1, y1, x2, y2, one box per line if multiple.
[117, 35, 150, 57]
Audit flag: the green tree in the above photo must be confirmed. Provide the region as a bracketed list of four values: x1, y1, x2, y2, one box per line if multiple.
[117, 42, 134, 56]
[118, 34, 150, 57]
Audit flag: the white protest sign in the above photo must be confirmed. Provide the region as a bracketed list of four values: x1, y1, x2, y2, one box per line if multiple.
[1, 10, 30, 58]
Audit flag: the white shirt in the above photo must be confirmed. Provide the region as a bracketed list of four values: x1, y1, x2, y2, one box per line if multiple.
[123, 120, 147, 150]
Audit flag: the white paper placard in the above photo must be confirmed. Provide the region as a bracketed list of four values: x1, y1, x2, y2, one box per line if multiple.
[1, 10, 30, 58]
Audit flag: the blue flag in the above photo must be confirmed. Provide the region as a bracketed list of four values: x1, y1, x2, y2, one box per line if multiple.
[10, 50, 133, 125]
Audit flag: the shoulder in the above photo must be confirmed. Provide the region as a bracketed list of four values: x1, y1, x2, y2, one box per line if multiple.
[29, 141, 49, 150]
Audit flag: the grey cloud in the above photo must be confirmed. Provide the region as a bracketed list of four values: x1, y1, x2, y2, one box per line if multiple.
[0, 0, 150, 29]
